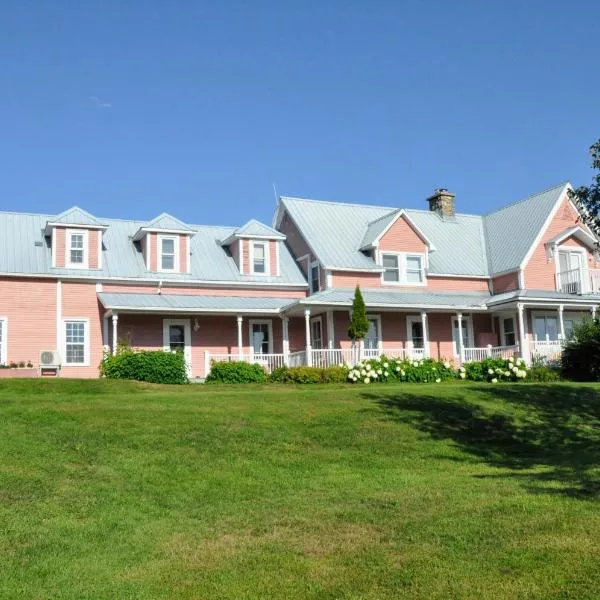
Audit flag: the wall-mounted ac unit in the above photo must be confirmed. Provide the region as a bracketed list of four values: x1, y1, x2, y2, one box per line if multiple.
[39, 350, 61, 376]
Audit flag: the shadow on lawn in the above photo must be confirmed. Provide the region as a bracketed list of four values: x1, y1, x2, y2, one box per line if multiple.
[362, 385, 600, 499]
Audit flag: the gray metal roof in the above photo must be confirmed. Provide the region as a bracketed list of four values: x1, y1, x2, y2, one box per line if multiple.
[98, 292, 294, 312]
[300, 288, 491, 309]
[144, 213, 196, 232]
[51, 206, 105, 227]
[360, 210, 400, 250]
[483, 183, 568, 274]
[487, 289, 600, 305]
[235, 219, 285, 238]
[0, 211, 307, 285]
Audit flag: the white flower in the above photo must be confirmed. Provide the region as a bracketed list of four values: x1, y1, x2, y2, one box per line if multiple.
[377, 369, 383, 375]
[383, 362, 389, 368]
[366, 364, 372, 371]
[512, 366, 519, 373]
[435, 378, 441, 383]
[352, 376, 357, 382]
[444, 361, 450, 369]
[364, 377, 370, 384]
[517, 370, 526, 378]
[361, 369, 366, 376]
[384, 371, 389, 377]
[504, 371, 511, 377]
[413, 361, 419, 367]
[488, 368, 494, 375]
[372, 372, 378, 379]
[459, 366, 466, 373]
[400, 369, 405, 377]
[491, 378, 498, 383]
[460, 372, 466, 379]
[348, 374, 354, 380]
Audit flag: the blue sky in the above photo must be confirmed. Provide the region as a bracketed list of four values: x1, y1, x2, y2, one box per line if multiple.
[0, 1, 598, 225]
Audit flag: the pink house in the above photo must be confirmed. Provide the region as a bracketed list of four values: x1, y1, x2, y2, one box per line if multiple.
[0, 182, 598, 378]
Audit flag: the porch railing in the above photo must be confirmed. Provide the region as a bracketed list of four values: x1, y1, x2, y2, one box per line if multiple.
[463, 344, 520, 363]
[530, 339, 565, 363]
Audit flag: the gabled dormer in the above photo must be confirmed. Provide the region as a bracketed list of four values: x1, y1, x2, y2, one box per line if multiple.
[45, 206, 108, 270]
[220, 219, 286, 277]
[360, 209, 435, 286]
[132, 213, 195, 274]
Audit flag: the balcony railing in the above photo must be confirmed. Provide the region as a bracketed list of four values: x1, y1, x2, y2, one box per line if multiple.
[556, 268, 600, 295]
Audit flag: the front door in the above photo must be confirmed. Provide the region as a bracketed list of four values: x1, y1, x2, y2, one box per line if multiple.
[250, 320, 272, 355]
[163, 319, 192, 376]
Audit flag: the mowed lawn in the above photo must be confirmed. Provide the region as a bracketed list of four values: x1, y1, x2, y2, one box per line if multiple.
[1, 381, 600, 599]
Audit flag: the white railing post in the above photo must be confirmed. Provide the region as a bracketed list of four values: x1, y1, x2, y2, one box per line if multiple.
[358, 339, 365, 362]
[304, 309, 312, 367]
[421, 311, 429, 358]
[204, 351, 210, 377]
[517, 303, 529, 365]
[111, 313, 119, 356]
[558, 305, 565, 341]
[237, 315, 244, 360]
[592, 305, 597, 320]
[282, 316, 290, 366]
[486, 344, 492, 358]
[457, 312, 465, 365]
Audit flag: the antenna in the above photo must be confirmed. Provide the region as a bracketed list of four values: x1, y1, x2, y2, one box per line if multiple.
[272, 182, 279, 205]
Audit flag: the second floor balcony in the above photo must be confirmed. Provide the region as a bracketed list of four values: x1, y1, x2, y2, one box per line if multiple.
[556, 268, 600, 295]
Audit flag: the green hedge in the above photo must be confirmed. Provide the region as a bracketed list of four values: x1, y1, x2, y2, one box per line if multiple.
[561, 318, 600, 381]
[269, 366, 348, 384]
[205, 361, 266, 384]
[101, 350, 188, 384]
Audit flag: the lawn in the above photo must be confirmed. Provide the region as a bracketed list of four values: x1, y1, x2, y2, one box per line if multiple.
[1, 380, 600, 599]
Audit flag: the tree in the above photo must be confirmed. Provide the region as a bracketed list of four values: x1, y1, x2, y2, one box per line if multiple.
[569, 139, 600, 237]
[348, 286, 369, 342]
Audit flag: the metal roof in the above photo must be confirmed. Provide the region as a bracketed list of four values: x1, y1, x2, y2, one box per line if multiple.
[483, 183, 568, 274]
[143, 213, 196, 232]
[235, 219, 286, 239]
[97, 292, 295, 312]
[487, 289, 600, 305]
[51, 206, 105, 227]
[360, 210, 400, 249]
[300, 288, 491, 309]
[0, 211, 307, 285]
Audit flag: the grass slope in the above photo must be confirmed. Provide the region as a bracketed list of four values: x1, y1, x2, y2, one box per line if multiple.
[1, 380, 600, 599]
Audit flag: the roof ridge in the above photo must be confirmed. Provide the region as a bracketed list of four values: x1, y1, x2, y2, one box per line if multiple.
[483, 181, 569, 217]
[281, 195, 396, 211]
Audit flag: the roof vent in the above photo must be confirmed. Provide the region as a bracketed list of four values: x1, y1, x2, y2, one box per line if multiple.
[34, 241, 43, 247]
[427, 188, 456, 218]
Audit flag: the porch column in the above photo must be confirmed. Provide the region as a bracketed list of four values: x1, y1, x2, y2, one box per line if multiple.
[517, 303, 529, 365]
[421, 311, 429, 358]
[111, 313, 119, 355]
[102, 313, 110, 353]
[236, 315, 244, 360]
[558, 305, 565, 340]
[592, 305, 597, 320]
[281, 316, 290, 365]
[304, 309, 312, 366]
[456, 312, 465, 364]
[326, 310, 334, 349]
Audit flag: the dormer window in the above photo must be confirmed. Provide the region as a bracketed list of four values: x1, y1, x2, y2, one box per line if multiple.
[382, 254, 400, 282]
[406, 255, 424, 283]
[159, 235, 178, 272]
[250, 241, 269, 275]
[67, 230, 88, 268]
[381, 252, 426, 285]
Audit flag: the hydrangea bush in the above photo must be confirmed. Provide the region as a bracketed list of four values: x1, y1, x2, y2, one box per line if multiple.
[463, 356, 528, 382]
[347, 356, 455, 384]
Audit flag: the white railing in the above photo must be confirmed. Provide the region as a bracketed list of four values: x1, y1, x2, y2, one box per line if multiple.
[531, 339, 565, 363]
[311, 348, 359, 368]
[556, 268, 584, 294]
[463, 345, 520, 363]
[590, 269, 600, 293]
[251, 353, 286, 372]
[288, 350, 307, 367]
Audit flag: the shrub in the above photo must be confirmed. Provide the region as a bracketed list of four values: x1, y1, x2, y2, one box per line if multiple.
[462, 356, 528, 382]
[561, 318, 600, 381]
[347, 356, 455, 384]
[205, 361, 266, 384]
[527, 366, 561, 382]
[269, 366, 348, 384]
[101, 350, 188, 384]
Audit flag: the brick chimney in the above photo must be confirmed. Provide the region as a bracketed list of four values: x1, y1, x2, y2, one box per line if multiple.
[427, 188, 456, 217]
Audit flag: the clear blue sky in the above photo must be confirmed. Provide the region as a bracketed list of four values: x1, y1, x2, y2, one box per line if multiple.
[0, 1, 598, 225]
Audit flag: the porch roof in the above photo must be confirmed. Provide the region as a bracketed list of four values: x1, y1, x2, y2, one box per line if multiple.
[97, 292, 296, 314]
[487, 289, 600, 307]
[298, 288, 491, 310]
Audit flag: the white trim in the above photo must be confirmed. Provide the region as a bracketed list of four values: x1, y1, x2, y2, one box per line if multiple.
[0, 317, 7, 365]
[499, 314, 517, 346]
[326, 270, 333, 288]
[157, 235, 180, 273]
[275, 240, 280, 276]
[101, 305, 285, 314]
[56, 280, 62, 362]
[135, 227, 193, 237]
[310, 316, 324, 349]
[324, 266, 384, 273]
[249, 319, 274, 354]
[95, 282, 103, 292]
[163, 318, 192, 376]
[51, 227, 56, 268]
[249, 240, 270, 276]
[326, 310, 334, 348]
[555, 245, 587, 292]
[519, 183, 571, 271]
[66, 229, 89, 269]
[45, 222, 107, 233]
[185, 236, 191, 274]
[62, 317, 90, 366]
[451, 314, 474, 357]
[144, 235, 151, 270]
[379, 251, 427, 286]
[366, 313, 383, 350]
[309, 260, 320, 294]
[97, 231, 103, 269]
[547, 225, 598, 250]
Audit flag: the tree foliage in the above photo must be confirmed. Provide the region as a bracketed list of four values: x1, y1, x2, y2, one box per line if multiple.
[569, 139, 600, 237]
[348, 285, 370, 341]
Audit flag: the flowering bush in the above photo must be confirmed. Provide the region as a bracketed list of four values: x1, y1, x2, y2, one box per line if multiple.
[347, 356, 455, 384]
[463, 356, 529, 382]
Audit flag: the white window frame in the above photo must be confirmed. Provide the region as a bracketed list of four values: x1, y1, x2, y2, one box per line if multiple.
[249, 319, 273, 354]
[310, 260, 320, 293]
[162, 318, 192, 377]
[66, 229, 89, 269]
[531, 311, 560, 341]
[250, 241, 270, 275]
[379, 251, 426, 286]
[406, 315, 425, 349]
[555, 246, 587, 293]
[451, 315, 474, 357]
[310, 316, 323, 349]
[365, 314, 382, 350]
[158, 235, 179, 272]
[0, 317, 7, 365]
[63, 318, 90, 366]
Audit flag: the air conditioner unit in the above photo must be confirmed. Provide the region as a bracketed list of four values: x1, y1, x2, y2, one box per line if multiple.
[39, 350, 61, 376]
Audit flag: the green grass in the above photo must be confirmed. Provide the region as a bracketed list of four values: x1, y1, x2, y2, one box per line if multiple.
[1, 379, 600, 599]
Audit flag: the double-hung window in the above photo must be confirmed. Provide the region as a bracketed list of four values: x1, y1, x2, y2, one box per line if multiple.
[64, 320, 88, 366]
[310, 261, 320, 293]
[381, 253, 425, 285]
[252, 242, 267, 274]
[67, 230, 88, 268]
[503, 318, 516, 346]
[159, 236, 177, 271]
[311, 318, 323, 349]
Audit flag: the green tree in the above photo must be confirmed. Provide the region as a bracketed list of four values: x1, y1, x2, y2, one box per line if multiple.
[570, 139, 600, 237]
[348, 286, 369, 341]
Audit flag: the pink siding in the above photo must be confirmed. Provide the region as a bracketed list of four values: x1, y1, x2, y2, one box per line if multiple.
[278, 213, 313, 275]
[331, 271, 380, 288]
[230, 239, 241, 271]
[269, 241, 278, 276]
[427, 314, 455, 361]
[89, 230, 100, 269]
[379, 215, 426, 253]
[288, 316, 306, 352]
[524, 196, 597, 289]
[149, 233, 157, 272]
[179, 235, 189, 273]
[61, 282, 104, 378]
[427, 277, 489, 292]
[242, 240, 250, 274]
[492, 272, 519, 294]
[55, 228, 66, 268]
[0, 278, 57, 366]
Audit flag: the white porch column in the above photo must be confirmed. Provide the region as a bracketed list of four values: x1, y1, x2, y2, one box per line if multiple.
[102, 313, 110, 353]
[592, 305, 597, 320]
[457, 312, 465, 364]
[111, 313, 119, 356]
[304, 309, 312, 366]
[236, 315, 244, 359]
[421, 311, 429, 358]
[517, 303, 529, 365]
[558, 305, 565, 340]
[282, 316, 290, 365]
[326, 310, 334, 349]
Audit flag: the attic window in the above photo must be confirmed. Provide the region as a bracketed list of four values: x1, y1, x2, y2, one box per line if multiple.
[66, 230, 88, 268]
[159, 235, 179, 272]
[250, 242, 269, 275]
